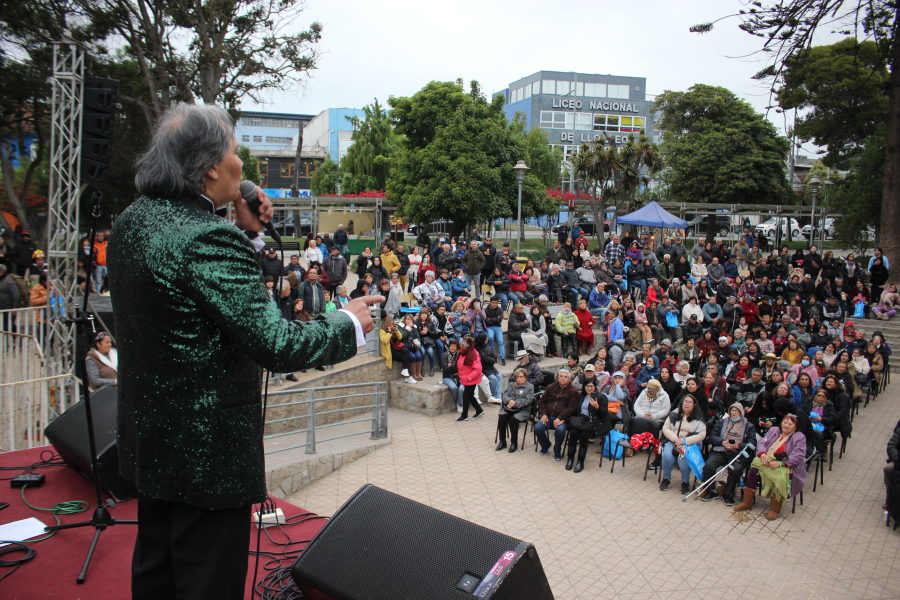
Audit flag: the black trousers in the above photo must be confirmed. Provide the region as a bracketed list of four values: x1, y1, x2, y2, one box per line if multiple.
[132, 494, 251, 600]
[497, 412, 521, 443]
[701, 450, 746, 497]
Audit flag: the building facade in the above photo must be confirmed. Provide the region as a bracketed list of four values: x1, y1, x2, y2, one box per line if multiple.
[299, 107, 367, 162]
[494, 71, 654, 157]
[233, 111, 314, 155]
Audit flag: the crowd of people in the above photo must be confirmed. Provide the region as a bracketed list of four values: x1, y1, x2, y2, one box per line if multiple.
[370, 228, 894, 521]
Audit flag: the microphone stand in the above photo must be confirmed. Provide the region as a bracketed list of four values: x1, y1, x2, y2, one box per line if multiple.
[44, 191, 137, 583]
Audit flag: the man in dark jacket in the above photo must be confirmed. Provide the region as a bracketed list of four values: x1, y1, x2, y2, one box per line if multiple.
[545, 240, 566, 265]
[333, 224, 349, 256]
[496, 243, 517, 274]
[462, 241, 485, 292]
[479, 236, 498, 285]
[13, 231, 37, 277]
[260, 247, 286, 279]
[395, 244, 411, 292]
[534, 369, 580, 459]
[438, 243, 458, 272]
[416, 231, 432, 255]
[322, 246, 348, 293]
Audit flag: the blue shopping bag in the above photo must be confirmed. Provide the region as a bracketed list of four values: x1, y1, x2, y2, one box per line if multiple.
[665, 311, 679, 328]
[683, 442, 706, 480]
[853, 302, 865, 318]
[603, 429, 628, 459]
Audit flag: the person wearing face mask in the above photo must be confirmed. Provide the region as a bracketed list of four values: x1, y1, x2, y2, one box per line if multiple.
[791, 353, 819, 386]
[700, 402, 755, 505]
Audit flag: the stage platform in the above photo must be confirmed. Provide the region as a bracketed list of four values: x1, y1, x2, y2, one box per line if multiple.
[1, 446, 325, 599]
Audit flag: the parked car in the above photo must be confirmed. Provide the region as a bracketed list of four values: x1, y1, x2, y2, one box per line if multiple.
[552, 215, 610, 235]
[803, 218, 876, 241]
[755, 217, 801, 240]
[684, 215, 733, 238]
[272, 214, 313, 237]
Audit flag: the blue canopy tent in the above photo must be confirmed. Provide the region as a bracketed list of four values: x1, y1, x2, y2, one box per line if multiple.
[616, 201, 687, 229]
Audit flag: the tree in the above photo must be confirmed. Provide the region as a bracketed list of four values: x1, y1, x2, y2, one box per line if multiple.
[828, 124, 885, 254]
[777, 39, 889, 169]
[652, 84, 792, 243]
[573, 136, 619, 247]
[237, 145, 260, 185]
[387, 80, 554, 240]
[339, 99, 400, 194]
[310, 156, 340, 196]
[691, 1, 900, 281]
[86, 0, 322, 127]
[510, 112, 564, 188]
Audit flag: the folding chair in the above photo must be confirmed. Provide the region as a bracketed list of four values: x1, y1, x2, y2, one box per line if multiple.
[603, 417, 659, 478]
[481, 284, 493, 303]
[495, 395, 540, 451]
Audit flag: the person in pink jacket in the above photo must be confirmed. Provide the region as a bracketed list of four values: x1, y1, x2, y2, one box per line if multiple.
[457, 336, 485, 422]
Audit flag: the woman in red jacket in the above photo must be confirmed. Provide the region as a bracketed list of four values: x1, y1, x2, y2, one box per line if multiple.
[508, 263, 534, 305]
[456, 336, 484, 422]
[740, 295, 759, 323]
[574, 300, 596, 356]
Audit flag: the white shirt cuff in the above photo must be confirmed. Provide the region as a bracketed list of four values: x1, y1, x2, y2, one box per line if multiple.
[250, 236, 266, 253]
[339, 308, 368, 348]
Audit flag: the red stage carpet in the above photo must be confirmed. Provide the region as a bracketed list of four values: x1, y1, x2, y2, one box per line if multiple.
[1, 446, 326, 599]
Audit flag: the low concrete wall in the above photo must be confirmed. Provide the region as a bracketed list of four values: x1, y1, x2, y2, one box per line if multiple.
[389, 380, 456, 417]
[267, 440, 390, 498]
[264, 359, 402, 436]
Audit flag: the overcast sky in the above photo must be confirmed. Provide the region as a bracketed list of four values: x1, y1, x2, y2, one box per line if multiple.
[246, 0, 842, 157]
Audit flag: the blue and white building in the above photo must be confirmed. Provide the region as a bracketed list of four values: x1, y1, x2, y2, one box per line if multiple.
[300, 107, 367, 162]
[494, 71, 654, 157]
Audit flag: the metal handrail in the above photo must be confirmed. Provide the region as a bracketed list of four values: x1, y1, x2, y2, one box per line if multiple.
[263, 381, 388, 455]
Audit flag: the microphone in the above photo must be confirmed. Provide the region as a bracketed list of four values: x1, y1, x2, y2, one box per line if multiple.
[239, 180, 281, 246]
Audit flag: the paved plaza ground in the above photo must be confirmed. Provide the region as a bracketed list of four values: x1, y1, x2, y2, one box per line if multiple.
[290, 380, 900, 600]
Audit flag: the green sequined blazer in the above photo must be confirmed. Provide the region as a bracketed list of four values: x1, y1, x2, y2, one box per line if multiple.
[108, 196, 357, 509]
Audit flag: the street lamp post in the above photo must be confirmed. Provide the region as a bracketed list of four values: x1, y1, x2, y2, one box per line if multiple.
[808, 176, 821, 250]
[512, 160, 530, 255]
[821, 179, 833, 248]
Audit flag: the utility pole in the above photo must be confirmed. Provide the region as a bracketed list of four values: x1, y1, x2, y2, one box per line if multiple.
[567, 73, 578, 241]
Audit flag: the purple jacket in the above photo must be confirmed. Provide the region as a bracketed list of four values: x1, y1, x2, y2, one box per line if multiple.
[758, 427, 807, 493]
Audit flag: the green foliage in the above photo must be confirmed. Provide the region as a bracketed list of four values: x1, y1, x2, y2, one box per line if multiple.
[310, 156, 341, 196]
[800, 160, 839, 206]
[827, 125, 885, 254]
[777, 39, 889, 169]
[511, 113, 563, 188]
[652, 84, 791, 207]
[339, 99, 399, 194]
[237, 146, 260, 186]
[387, 80, 555, 237]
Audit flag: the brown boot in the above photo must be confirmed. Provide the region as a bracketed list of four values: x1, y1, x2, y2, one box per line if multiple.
[414, 363, 424, 380]
[733, 487, 755, 512]
[766, 496, 783, 520]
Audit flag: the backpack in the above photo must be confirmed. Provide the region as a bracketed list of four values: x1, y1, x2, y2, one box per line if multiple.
[11, 274, 29, 307]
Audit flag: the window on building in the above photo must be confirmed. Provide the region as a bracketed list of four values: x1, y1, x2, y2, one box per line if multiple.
[524, 85, 531, 99]
[609, 84, 630, 99]
[593, 114, 606, 131]
[532, 81, 540, 95]
[606, 115, 619, 132]
[258, 159, 268, 186]
[575, 113, 592, 130]
[584, 83, 607, 98]
[279, 163, 293, 177]
[556, 80, 571, 95]
[634, 116, 646, 130]
[575, 82, 584, 96]
[555, 111, 573, 128]
[542, 80, 554, 94]
[266, 136, 293, 144]
[244, 117, 261, 127]
[241, 135, 250, 142]
[253, 135, 263, 143]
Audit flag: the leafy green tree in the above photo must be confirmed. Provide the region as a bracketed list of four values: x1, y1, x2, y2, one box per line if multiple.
[828, 125, 885, 254]
[310, 156, 341, 196]
[510, 112, 563, 188]
[652, 84, 791, 244]
[237, 145, 260, 185]
[339, 99, 399, 194]
[387, 80, 554, 240]
[691, 1, 900, 281]
[776, 39, 889, 169]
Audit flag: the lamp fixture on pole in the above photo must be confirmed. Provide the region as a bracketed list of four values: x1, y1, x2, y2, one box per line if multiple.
[807, 176, 821, 250]
[512, 160, 530, 255]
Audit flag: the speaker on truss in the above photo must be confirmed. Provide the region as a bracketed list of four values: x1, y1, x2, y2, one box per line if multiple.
[291, 484, 555, 600]
[81, 77, 119, 187]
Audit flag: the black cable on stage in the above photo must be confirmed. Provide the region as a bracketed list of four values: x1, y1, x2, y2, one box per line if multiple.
[0, 542, 36, 583]
[0, 450, 66, 480]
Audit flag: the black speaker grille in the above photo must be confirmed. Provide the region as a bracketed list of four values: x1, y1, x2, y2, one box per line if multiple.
[293, 485, 524, 600]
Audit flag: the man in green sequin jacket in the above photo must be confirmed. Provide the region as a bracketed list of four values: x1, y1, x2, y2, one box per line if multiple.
[108, 104, 381, 600]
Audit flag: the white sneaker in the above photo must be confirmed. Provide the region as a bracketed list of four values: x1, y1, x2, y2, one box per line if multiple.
[406, 376, 419, 384]
[490, 396, 501, 404]
[456, 404, 463, 413]
[401, 369, 410, 377]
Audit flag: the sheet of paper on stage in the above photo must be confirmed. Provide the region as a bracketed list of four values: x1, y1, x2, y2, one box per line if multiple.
[0, 517, 48, 547]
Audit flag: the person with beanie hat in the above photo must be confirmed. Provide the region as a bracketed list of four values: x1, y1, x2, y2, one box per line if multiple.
[700, 402, 755, 505]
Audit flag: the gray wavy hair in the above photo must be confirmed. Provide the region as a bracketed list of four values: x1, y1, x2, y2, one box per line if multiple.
[135, 104, 234, 199]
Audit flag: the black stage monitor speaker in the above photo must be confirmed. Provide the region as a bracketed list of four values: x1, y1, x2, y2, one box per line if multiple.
[291, 484, 554, 600]
[44, 385, 137, 502]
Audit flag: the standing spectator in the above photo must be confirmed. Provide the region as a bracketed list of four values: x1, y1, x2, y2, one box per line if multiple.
[733, 238, 750, 273]
[870, 257, 890, 304]
[415, 230, 432, 257]
[322, 246, 348, 294]
[295, 267, 327, 317]
[479, 236, 498, 286]
[545, 239, 566, 265]
[604, 235, 626, 266]
[395, 244, 411, 292]
[556, 222, 570, 243]
[356, 246, 374, 275]
[380, 243, 401, 279]
[333, 224, 348, 256]
[457, 336, 485, 421]
[462, 241, 485, 292]
[286, 255, 305, 279]
[574, 230, 590, 251]
[260, 247, 285, 280]
[0, 263, 21, 330]
[92, 231, 109, 287]
[868, 247, 890, 271]
[496, 242, 517, 274]
[484, 296, 506, 365]
[407, 247, 422, 288]
[304, 238, 323, 267]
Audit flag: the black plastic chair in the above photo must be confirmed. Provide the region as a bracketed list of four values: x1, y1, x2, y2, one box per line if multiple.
[602, 417, 659, 478]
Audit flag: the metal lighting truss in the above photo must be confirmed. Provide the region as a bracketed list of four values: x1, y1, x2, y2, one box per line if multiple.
[45, 35, 84, 404]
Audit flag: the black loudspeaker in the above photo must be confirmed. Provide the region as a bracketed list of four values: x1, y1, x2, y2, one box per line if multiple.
[81, 76, 119, 187]
[44, 386, 137, 502]
[291, 485, 554, 600]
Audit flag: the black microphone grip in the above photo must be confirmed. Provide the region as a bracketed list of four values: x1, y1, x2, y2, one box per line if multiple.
[239, 180, 281, 246]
